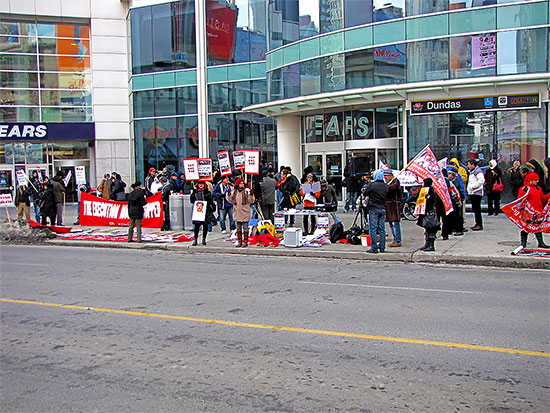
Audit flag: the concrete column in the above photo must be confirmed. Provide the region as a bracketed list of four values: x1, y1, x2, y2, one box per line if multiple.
[277, 115, 301, 173]
[195, 0, 209, 158]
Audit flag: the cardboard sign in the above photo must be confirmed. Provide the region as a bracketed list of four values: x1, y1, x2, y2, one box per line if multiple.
[16, 170, 27, 186]
[75, 166, 86, 185]
[79, 192, 163, 228]
[414, 187, 428, 215]
[244, 150, 260, 175]
[183, 158, 200, 181]
[191, 200, 207, 222]
[233, 150, 245, 170]
[217, 151, 232, 176]
[198, 158, 213, 181]
[316, 213, 330, 229]
[0, 193, 13, 206]
[273, 213, 285, 231]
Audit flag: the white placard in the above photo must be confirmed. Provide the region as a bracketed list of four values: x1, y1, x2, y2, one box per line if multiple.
[244, 150, 260, 175]
[16, 170, 28, 186]
[0, 193, 13, 206]
[316, 213, 330, 229]
[75, 166, 86, 185]
[183, 158, 200, 181]
[63, 170, 72, 186]
[198, 158, 213, 181]
[273, 213, 285, 231]
[191, 200, 207, 222]
[217, 151, 232, 176]
[233, 150, 245, 170]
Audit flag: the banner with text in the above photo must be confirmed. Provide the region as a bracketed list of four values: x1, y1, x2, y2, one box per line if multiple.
[79, 192, 163, 228]
[502, 188, 550, 234]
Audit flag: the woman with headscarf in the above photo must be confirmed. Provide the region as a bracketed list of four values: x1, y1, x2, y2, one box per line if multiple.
[484, 159, 503, 215]
[416, 178, 440, 252]
[508, 160, 523, 199]
[518, 172, 549, 249]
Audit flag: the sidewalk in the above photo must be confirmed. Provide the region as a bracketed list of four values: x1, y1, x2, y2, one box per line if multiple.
[2, 204, 548, 269]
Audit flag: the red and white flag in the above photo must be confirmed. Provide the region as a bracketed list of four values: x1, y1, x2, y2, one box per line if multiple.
[405, 145, 453, 214]
[502, 188, 550, 233]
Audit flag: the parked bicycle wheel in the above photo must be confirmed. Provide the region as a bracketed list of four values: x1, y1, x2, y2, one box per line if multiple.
[402, 202, 418, 221]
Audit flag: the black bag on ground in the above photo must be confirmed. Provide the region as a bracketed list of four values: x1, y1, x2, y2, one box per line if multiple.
[329, 222, 344, 243]
[344, 225, 362, 245]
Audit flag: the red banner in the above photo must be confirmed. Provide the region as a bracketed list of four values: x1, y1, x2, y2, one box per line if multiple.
[405, 145, 453, 214]
[502, 188, 550, 233]
[79, 192, 164, 228]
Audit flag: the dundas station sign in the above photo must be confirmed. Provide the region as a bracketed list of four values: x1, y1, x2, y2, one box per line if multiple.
[410, 93, 540, 115]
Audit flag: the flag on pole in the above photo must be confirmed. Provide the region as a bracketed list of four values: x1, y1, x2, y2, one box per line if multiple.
[405, 145, 453, 214]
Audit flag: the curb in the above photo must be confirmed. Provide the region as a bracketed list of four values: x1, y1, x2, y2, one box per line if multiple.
[44, 239, 550, 270]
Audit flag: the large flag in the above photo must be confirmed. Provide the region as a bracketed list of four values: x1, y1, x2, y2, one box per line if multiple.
[405, 145, 453, 214]
[502, 188, 550, 233]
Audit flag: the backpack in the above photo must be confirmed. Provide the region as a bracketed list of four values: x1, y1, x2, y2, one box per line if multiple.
[344, 225, 363, 245]
[329, 222, 344, 243]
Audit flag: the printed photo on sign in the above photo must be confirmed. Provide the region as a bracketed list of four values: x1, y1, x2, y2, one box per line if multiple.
[183, 158, 199, 181]
[316, 213, 330, 229]
[233, 150, 245, 170]
[192, 201, 207, 222]
[217, 151, 232, 176]
[198, 158, 213, 181]
[244, 150, 260, 175]
[273, 213, 285, 231]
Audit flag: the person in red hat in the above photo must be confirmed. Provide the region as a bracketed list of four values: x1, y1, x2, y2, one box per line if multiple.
[226, 177, 255, 247]
[518, 172, 550, 248]
[144, 167, 157, 196]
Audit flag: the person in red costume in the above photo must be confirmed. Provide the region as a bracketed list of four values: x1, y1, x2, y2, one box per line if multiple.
[519, 172, 550, 248]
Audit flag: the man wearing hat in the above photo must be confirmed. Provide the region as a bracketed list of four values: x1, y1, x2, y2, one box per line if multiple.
[384, 169, 402, 247]
[127, 181, 147, 243]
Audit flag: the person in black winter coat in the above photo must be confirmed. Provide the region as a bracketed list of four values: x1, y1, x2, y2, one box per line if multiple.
[160, 177, 173, 231]
[190, 181, 214, 245]
[110, 173, 127, 201]
[15, 184, 31, 222]
[127, 181, 147, 242]
[39, 182, 56, 225]
[416, 178, 441, 252]
[363, 170, 388, 253]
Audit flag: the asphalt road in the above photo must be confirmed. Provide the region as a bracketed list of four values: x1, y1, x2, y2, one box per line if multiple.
[1, 245, 549, 412]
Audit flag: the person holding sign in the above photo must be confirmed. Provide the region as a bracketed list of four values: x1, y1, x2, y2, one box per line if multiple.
[15, 183, 31, 223]
[39, 181, 56, 226]
[51, 171, 66, 225]
[127, 182, 147, 243]
[416, 178, 441, 252]
[190, 181, 214, 246]
[300, 173, 320, 235]
[227, 178, 255, 247]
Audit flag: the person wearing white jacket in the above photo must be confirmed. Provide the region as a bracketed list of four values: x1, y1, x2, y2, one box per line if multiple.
[467, 159, 485, 231]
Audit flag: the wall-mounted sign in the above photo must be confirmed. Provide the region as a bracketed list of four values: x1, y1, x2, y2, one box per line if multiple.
[0, 123, 95, 141]
[410, 93, 540, 115]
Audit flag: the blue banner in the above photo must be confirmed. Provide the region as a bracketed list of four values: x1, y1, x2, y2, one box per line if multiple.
[0, 123, 95, 141]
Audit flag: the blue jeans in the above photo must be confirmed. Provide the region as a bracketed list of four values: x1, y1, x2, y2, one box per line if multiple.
[33, 200, 40, 221]
[345, 191, 357, 211]
[219, 206, 236, 231]
[368, 209, 386, 251]
[389, 221, 401, 244]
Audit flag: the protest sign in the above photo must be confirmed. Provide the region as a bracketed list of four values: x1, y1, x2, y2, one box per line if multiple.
[16, 170, 27, 186]
[0, 193, 13, 206]
[502, 188, 550, 233]
[244, 150, 260, 175]
[191, 200, 207, 222]
[63, 170, 72, 186]
[75, 166, 86, 185]
[198, 158, 213, 181]
[217, 151, 232, 176]
[233, 150, 245, 170]
[183, 158, 199, 181]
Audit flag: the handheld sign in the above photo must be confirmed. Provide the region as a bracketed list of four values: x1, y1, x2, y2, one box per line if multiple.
[0, 193, 13, 206]
[217, 151, 232, 176]
[198, 158, 213, 181]
[75, 166, 86, 185]
[244, 150, 260, 175]
[191, 200, 207, 222]
[233, 150, 245, 170]
[183, 158, 200, 181]
[63, 170, 72, 186]
[16, 170, 27, 186]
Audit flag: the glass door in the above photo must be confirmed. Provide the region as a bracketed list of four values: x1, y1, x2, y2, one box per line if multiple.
[325, 153, 343, 200]
[0, 169, 14, 196]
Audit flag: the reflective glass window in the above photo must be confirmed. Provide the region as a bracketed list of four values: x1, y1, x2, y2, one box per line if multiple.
[324, 112, 343, 141]
[304, 115, 324, 143]
[375, 107, 398, 139]
[497, 28, 547, 75]
[251, 79, 267, 105]
[0, 71, 38, 88]
[41, 107, 92, 122]
[450, 34, 496, 79]
[352, 109, 374, 140]
[374, 44, 406, 86]
[378, 149, 397, 169]
[41, 89, 91, 107]
[0, 54, 37, 71]
[374, 0, 405, 22]
[301, 59, 320, 96]
[209, 113, 235, 146]
[39, 55, 90, 72]
[250, 0, 267, 61]
[133, 90, 155, 118]
[36, 23, 89, 39]
[0, 21, 35, 36]
[155, 88, 177, 117]
[268, 68, 283, 101]
[177, 115, 200, 160]
[26, 143, 47, 163]
[320, 0, 343, 34]
[0, 35, 37, 53]
[37, 37, 90, 55]
[284, 64, 300, 99]
[40, 72, 91, 89]
[234, 81, 252, 110]
[177, 86, 198, 115]
[321, 53, 345, 93]
[0, 142, 13, 164]
[345, 0, 373, 28]
[345, 49, 373, 89]
[0, 106, 39, 122]
[131, 6, 153, 74]
[407, 39, 448, 82]
[207, 0, 241, 65]
[301, 0, 320, 39]
[208, 83, 232, 112]
[406, 0, 448, 16]
[0, 89, 38, 105]
[152, 4, 174, 70]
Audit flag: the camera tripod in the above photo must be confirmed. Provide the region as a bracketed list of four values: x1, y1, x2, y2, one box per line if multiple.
[351, 192, 369, 233]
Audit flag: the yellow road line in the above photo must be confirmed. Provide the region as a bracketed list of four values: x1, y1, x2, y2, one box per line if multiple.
[1, 298, 548, 358]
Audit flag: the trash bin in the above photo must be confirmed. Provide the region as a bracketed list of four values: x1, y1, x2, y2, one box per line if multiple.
[169, 194, 184, 230]
[182, 194, 193, 230]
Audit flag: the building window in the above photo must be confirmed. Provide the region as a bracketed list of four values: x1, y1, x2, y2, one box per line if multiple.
[497, 28, 548, 75]
[407, 39, 449, 82]
[450, 34, 496, 79]
[345, 49, 374, 89]
[374, 44, 406, 86]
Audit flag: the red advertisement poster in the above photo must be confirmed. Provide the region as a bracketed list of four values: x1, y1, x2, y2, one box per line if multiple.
[206, 0, 237, 62]
[79, 192, 163, 228]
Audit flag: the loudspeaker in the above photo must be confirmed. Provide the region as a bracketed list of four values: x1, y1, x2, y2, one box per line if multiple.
[349, 156, 371, 176]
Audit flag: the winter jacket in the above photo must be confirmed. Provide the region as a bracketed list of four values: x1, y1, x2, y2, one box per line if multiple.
[227, 188, 255, 222]
[51, 177, 66, 203]
[15, 186, 31, 206]
[213, 181, 233, 210]
[39, 185, 56, 217]
[97, 178, 110, 199]
[259, 176, 277, 205]
[278, 174, 301, 209]
[300, 181, 320, 208]
[127, 188, 147, 219]
[467, 166, 485, 196]
[519, 183, 550, 213]
[385, 178, 402, 222]
[363, 180, 388, 211]
[450, 158, 468, 186]
[110, 178, 127, 201]
[484, 166, 503, 194]
[319, 184, 338, 208]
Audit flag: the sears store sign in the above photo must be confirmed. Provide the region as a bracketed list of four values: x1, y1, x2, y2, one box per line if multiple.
[0, 123, 95, 141]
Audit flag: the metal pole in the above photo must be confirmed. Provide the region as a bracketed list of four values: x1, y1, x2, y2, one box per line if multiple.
[195, 0, 209, 158]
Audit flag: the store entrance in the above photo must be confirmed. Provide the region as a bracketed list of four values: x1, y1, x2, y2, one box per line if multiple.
[305, 152, 344, 200]
[54, 161, 90, 203]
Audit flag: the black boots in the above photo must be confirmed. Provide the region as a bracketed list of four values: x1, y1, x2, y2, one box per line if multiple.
[520, 231, 528, 248]
[419, 234, 435, 251]
[535, 232, 549, 248]
[419, 234, 429, 251]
